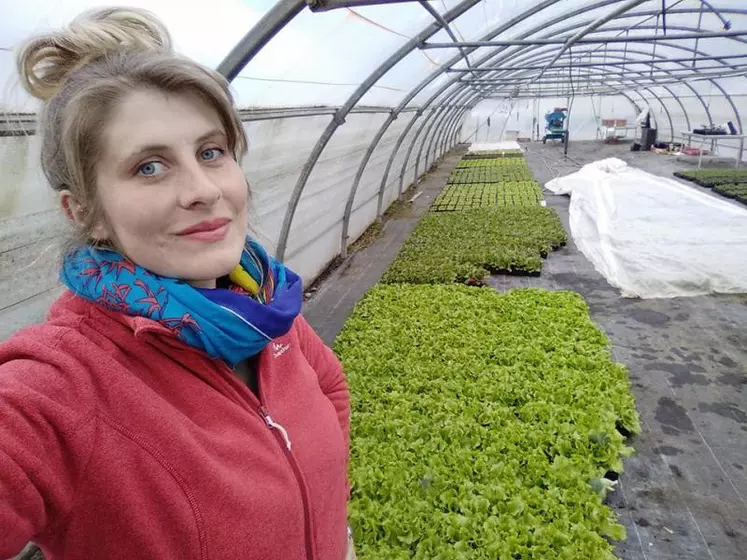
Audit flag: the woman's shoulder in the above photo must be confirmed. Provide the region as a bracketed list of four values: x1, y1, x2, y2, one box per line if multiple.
[0, 292, 109, 418]
[1, 291, 98, 364]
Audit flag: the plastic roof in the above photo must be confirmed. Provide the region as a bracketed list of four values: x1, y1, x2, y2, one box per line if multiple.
[2, 0, 746, 109]
[2, 0, 746, 268]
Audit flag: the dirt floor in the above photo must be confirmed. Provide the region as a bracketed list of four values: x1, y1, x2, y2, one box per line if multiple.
[520, 140, 746, 560]
[304, 139, 747, 559]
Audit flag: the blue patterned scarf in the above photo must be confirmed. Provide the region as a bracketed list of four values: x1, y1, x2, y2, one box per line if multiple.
[61, 238, 302, 366]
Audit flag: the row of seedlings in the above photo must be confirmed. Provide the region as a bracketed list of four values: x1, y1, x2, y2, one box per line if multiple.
[674, 168, 747, 206]
[336, 148, 640, 559]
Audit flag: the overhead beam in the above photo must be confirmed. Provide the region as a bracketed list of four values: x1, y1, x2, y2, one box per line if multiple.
[533, 0, 648, 82]
[463, 71, 747, 87]
[444, 54, 747, 72]
[462, 40, 744, 91]
[454, 37, 734, 133]
[470, 40, 747, 89]
[457, 33, 740, 127]
[456, 49, 700, 130]
[305, 0, 417, 11]
[462, 66, 747, 83]
[418, 30, 741, 156]
[418, 0, 476, 77]
[421, 29, 747, 48]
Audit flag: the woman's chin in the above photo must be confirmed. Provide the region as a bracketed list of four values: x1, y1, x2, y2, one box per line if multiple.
[182, 261, 240, 286]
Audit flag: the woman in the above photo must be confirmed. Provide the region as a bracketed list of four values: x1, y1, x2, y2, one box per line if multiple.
[0, 7, 353, 560]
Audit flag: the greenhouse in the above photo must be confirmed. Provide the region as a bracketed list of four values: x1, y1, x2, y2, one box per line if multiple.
[1, 0, 746, 559]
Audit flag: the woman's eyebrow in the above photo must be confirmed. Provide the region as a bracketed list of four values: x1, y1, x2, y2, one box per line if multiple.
[124, 143, 170, 162]
[122, 129, 227, 163]
[196, 129, 226, 143]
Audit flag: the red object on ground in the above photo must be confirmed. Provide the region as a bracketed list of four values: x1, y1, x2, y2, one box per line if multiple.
[681, 147, 709, 156]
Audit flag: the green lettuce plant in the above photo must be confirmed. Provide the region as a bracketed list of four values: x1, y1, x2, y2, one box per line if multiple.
[382, 208, 567, 283]
[336, 285, 640, 560]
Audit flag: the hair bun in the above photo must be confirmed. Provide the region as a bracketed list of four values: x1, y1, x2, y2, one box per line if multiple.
[17, 7, 172, 101]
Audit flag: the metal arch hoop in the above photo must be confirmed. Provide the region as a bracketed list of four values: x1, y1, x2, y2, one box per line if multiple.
[405, 28, 744, 184]
[214, 0, 747, 260]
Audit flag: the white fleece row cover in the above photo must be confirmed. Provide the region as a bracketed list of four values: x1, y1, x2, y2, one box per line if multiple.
[468, 142, 523, 152]
[545, 158, 747, 299]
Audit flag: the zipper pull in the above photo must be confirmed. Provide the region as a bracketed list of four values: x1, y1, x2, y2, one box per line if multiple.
[260, 407, 292, 451]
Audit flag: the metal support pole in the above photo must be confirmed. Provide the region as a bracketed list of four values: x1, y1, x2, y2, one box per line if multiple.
[533, 0, 648, 83]
[444, 100, 482, 154]
[642, 87, 675, 141]
[340, 111, 399, 256]
[440, 104, 473, 157]
[659, 85, 691, 134]
[439, 111, 459, 156]
[343, 0, 566, 256]
[461, 64, 747, 82]
[464, 45, 716, 127]
[276, 0, 482, 261]
[421, 29, 747, 48]
[306, 0, 420, 12]
[409, 89, 477, 186]
[412, 105, 452, 187]
[418, 0, 477, 79]
[425, 105, 460, 170]
[443, 54, 747, 72]
[438, 106, 465, 158]
[426, 105, 463, 169]
[709, 80, 743, 134]
[216, 0, 306, 81]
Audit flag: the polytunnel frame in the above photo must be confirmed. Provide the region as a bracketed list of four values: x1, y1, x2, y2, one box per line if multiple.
[216, 0, 747, 261]
[365, 4, 747, 255]
[422, 46, 708, 157]
[274, 0, 485, 261]
[403, 24, 747, 202]
[461, 48, 703, 130]
[433, 6, 747, 135]
[445, 40, 742, 138]
[414, 14, 747, 176]
[439, 23, 747, 123]
[354, 0, 654, 254]
[348, 0, 620, 254]
[392, 23, 736, 214]
[442, 43, 727, 134]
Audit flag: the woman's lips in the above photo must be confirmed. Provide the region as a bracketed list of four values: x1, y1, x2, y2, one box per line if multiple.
[177, 218, 231, 242]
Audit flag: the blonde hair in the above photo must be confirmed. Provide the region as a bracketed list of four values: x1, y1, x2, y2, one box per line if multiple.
[16, 7, 248, 245]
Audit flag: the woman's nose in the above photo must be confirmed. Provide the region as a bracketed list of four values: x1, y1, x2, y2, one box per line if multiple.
[178, 160, 222, 208]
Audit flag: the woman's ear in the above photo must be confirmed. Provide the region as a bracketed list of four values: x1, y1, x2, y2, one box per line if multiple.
[59, 190, 110, 241]
[59, 190, 85, 224]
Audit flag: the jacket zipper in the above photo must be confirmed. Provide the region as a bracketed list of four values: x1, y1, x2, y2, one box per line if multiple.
[142, 335, 317, 558]
[260, 406, 315, 560]
[217, 361, 315, 560]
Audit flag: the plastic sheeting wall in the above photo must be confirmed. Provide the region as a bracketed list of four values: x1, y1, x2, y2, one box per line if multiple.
[241, 111, 428, 282]
[271, 114, 380, 276]
[461, 96, 638, 143]
[0, 111, 451, 338]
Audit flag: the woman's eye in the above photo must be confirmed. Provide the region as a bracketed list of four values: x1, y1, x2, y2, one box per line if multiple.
[201, 148, 223, 162]
[137, 161, 166, 177]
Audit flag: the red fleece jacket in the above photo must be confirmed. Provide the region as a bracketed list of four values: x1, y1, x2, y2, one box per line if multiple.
[0, 291, 350, 560]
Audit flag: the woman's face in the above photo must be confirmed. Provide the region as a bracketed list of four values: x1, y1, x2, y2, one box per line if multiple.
[86, 89, 248, 288]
